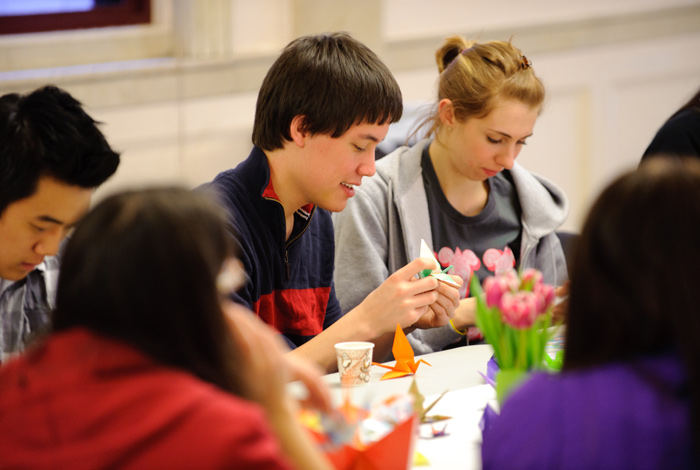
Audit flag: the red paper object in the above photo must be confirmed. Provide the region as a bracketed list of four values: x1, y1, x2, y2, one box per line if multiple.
[373, 324, 431, 380]
[322, 414, 418, 470]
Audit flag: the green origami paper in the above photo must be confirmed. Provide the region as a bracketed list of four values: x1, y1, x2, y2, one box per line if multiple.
[417, 239, 460, 288]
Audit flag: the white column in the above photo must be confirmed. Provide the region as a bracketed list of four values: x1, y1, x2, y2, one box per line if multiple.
[172, 0, 233, 59]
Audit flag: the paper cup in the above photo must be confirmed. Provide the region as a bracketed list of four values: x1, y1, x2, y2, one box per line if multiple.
[335, 341, 374, 386]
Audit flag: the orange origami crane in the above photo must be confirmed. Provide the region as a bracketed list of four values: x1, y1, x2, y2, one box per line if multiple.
[372, 324, 431, 380]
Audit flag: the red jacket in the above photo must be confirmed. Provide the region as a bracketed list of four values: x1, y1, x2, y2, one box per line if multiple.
[0, 328, 292, 470]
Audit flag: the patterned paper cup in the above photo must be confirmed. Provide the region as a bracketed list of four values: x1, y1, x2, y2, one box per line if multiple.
[335, 341, 374, 386]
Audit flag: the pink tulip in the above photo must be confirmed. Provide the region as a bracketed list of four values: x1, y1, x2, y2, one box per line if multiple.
[502, 270, 520, 291]
[483, 276, 508, 309]
[520, 268, 543, 291]
[533, 283, 555, 314]
[500, 291, 540, 329]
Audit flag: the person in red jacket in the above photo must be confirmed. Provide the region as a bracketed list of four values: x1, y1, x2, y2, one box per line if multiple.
[0, 187, 332, 470]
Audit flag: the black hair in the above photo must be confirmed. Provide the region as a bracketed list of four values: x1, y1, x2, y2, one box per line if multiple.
[565, 157, 700, 454]
[0, 85, 120, 215]
[52, 187, 247, 396]
[671, 86, 700, 119]
[252, 32, 403, 151]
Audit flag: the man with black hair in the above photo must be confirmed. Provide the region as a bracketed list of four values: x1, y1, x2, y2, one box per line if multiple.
[0, 85, 120, 360]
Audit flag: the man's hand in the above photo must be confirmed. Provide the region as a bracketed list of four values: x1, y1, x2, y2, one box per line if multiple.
[412, 274, 461, 329]
[357, 257, 442, 335]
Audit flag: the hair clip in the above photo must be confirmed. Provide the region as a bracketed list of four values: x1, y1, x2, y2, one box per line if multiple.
[520, 55, 532, 69]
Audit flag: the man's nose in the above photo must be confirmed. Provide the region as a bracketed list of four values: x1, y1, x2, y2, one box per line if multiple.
[34, 231, 63, 257]
[359, 152, 376, 177]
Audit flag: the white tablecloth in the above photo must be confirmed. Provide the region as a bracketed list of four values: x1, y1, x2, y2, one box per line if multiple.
[321, 344, 497, 470]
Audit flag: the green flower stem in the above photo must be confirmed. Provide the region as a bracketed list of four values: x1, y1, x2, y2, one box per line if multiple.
[516, 328, 527, 369]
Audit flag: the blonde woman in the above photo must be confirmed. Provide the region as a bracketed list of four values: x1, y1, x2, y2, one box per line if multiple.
[333, 36, 569, 356]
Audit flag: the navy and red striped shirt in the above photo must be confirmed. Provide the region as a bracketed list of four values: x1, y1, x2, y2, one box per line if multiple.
[206, 147, 343, 348]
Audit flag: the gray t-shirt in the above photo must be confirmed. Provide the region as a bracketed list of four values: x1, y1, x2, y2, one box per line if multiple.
[421, 146, 522, 292]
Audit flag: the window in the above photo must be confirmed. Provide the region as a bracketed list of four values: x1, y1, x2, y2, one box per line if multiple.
[0, 0, 150, 35]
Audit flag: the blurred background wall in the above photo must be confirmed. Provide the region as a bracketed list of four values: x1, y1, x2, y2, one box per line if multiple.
[1, 0, 699, 231]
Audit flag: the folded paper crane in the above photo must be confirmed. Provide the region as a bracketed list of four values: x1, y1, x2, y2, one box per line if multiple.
[408, 378, 451, 425]
[373, 324, 431, 380]
[301, 395, 418, 470]
[418, 239, 461, 288]
[320, 414, 417, 470]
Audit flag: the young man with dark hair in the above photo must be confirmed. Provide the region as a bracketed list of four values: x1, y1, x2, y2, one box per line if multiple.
[0, 85, 120, 359]
[204, 32, 461, 372]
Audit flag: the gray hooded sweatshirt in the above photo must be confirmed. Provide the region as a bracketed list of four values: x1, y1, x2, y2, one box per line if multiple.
[332, 139, 569, 356]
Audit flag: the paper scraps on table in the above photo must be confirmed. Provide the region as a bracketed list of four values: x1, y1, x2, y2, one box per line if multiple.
[408, 378, 452, 425]
[300, 393, 418, 470]
[429, 423, 449, 438]
[413, 450, 430, 467]
[373, 324, 431, 380]
[418, 239, 461, 288]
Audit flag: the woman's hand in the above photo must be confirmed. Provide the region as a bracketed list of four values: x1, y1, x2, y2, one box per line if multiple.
[223, 301, 331, 413]
[445, 296, 477, 331]
[224, 301, 333, 470]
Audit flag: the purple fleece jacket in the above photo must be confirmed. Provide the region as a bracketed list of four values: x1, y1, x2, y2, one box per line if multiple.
[482, 352, 695, 469]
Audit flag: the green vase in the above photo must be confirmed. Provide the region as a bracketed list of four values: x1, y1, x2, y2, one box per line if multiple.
[495, 369, 530, 405]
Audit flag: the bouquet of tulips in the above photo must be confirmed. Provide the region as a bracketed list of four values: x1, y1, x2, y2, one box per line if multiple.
[471, 268, 557, 403]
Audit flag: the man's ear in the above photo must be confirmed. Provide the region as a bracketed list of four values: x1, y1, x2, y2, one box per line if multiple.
[437, 99, 455, 127]
[289, 115, 307, 147]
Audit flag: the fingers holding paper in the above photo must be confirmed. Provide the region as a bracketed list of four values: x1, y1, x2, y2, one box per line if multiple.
[359, 257, 444, 333]
[412, 273, 462, 329]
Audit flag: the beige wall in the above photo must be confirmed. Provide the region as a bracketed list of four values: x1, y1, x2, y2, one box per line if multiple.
[1, 0, 699, 231]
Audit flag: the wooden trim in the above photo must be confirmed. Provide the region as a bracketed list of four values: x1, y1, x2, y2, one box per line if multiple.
[0, 0, 150, 35]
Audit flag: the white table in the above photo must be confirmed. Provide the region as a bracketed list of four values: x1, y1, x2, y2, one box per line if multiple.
[321, 344, 497, 470]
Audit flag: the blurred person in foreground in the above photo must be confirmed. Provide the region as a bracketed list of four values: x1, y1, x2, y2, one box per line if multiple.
[641, 85, 700, 162]
[0, 188, 332, 470]
[482, 157, 699, 469]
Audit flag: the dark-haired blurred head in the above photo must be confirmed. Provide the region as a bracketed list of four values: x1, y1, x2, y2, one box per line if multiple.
[53, 187, 246, 395]
[566, 157, 700, 368]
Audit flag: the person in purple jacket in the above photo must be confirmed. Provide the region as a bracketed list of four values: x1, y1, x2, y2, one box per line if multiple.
[481, 157, 699, 469]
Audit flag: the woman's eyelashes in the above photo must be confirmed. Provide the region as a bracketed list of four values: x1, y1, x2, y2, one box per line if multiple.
[487, 136, 528, 146]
